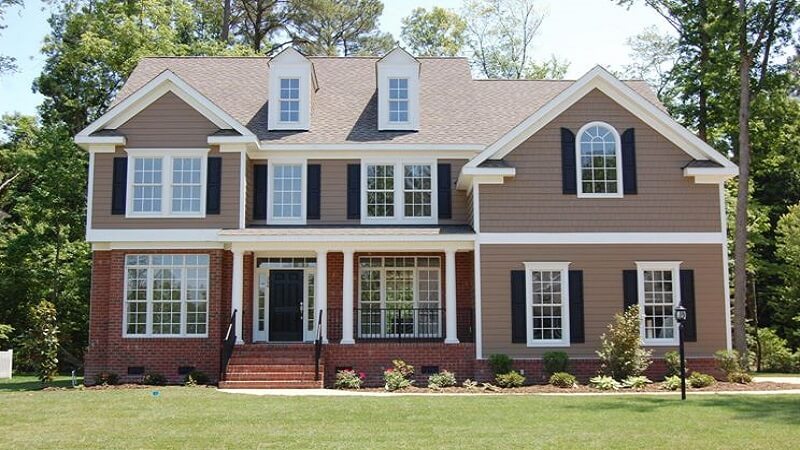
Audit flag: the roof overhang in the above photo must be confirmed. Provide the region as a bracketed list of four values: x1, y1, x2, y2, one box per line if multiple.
[684, 166, 738, 183]
[456, 166, 516, 190]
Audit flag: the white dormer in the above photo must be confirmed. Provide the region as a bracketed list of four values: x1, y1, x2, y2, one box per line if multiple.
[268, 48, 316, 131]
[377, 48, 420, 131]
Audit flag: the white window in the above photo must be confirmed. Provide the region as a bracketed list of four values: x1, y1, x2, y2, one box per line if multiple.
[267, 161, 306, 224]
[126, 149, 208, 218]
[388, 78, 409, 123]
[577, 122, 623, 198]
[358, 257, 441, 338]
[123, 254, 209, 337]
[279, 78, 300, 123]
[524, 262, 570, 347]
[361, 160, 437, 224]
[636, 262, 681, 345]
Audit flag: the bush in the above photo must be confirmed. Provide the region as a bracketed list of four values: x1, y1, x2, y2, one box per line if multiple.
[589, 375, 621, 391]
[495, 370, 526, 388]
[462, 379, 479, 390]
[0, 324, 12, 350]
[384, 360, 414, 391]
[19, 300, 59, 385]
[143, 372, 168, 386]
[427, 370, 457, 389]
[549, 372, 577, 388]
[488, 354, 513, 376]
[543, 351, 569, 375]
[596, 306, 652, 380]
[94, 372, 119, 386]
[749, 328, 795, 372]
[664, 350, 686, 378]
[391, 359, 414, 378]
[661, 375, 681, 391]
[688, 372, 716, 388]
[715, 349, 745, 376]
[727, 372, 753, 384]
[184, 370, 210, 386]
[622, 375, 653, 390]
[334, 370, 364, 389]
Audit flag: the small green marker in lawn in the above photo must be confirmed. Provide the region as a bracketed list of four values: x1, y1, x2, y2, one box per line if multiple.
[152, 391, 160, 398]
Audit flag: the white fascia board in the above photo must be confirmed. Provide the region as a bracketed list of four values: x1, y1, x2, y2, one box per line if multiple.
[220, 233, 476, 244]
[684, 166, 738, 184]
[461, 167, 516, 177]
[467, 66, 738, 172]
[478, 232, 726, 245]
[86, 228, 221, 243]
[256, 142, 484, 152]
[457, 173, 507, 191]
[94, 241, 226, 250]
[74, 136, 126, 148]
[208, 135, 259, 146]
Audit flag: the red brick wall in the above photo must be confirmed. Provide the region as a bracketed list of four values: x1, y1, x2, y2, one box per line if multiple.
[85, 249, 231, 385]
[242, 252, 254, 344]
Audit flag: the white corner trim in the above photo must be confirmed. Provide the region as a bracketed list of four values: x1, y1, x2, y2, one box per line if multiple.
[719, 183, 733, 350]
[473, 243, 483, 359]
[575, 121, 624, 198]
[239, 151, 247, 229]
[85, 152, 95, 235]
[478, 232, 725, 245]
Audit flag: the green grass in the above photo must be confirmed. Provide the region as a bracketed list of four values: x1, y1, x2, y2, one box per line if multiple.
[0, 374, 82, 392]
[754, 372, 800, 378]
[0, 382, 798, 449]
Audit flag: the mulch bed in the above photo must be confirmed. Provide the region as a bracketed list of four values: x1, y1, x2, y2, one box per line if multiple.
[355, 381, 800, 394]
[42, 384, 216, 391]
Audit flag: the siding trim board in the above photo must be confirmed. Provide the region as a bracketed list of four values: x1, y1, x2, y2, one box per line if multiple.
[478, 232, 725, 245]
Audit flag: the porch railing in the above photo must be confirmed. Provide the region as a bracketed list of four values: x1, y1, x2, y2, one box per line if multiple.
[220, 309, 237, 382]
[326, 308, 474, 343]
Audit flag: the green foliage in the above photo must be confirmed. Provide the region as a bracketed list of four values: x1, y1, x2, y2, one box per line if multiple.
[487, 353, 513, 376]
[715, 349, 745, 376]
[495, 370, 526, 388]
[391, 360, 414, 378]
[18, 300, 59, 385]
[184, 370, 209, 386]
[749, 327, 796, 372]
[427, 370, 457, 389]
[142, 372, 167, 386]
[401, 7, 467, 57]
[727, 372, 753, 384]
[0, 323, 12, 350]
[542, 351, 569, 375]
[384, 360, 414, 391]
[688, 372, 716, 388]
[596, 306, 652, 380]
[775, 203, 800, 348]
[548, 372, 577, 388]
[664, 350, 685, 378]
[622, 376, 653, 390]
[589, 375, 621, 391]
[661, 375, 681, 391]
[94, 372, 119, 386]
[462, 379, 479, 390]
[334, 370, 363, 390]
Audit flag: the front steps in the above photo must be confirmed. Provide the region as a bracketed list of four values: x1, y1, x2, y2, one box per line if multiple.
[219, 343, 324, 389]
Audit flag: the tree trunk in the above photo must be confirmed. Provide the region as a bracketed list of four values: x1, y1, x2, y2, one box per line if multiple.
[222, 0, 232, 42]
[733, 0, 750, 359]
[698, 0, 709, 142]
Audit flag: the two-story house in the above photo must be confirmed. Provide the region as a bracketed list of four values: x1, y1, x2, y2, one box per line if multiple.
[75, 48, 737, 388]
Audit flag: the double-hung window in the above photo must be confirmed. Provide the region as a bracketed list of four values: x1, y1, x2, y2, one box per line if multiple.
[366, 164, 395, 218]
[124, 254, 209, 337]
[127, 149, 208, 217]
[577, 122, 623, 197]
[362, 161, 436, 224]
[267, 161, 306, 224]
[279, 78, 300, 123]
[388, 78, 409, 123]
[636, 262, 681, 345]
[524, 262, 570, 346]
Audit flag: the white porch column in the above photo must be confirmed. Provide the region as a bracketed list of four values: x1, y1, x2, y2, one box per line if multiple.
[445, 248, 459, 344]
[231, 249, 244, 344]
[316, 249, 329, 344]
[341, 249, 355, 344]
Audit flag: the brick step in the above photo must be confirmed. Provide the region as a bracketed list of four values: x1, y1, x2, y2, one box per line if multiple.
[226, 364, 321, 373]
[228, 357, 318, 365]
[219, 380, 323, 389]
[225, 371, 320, 381]
[235, 344, 316, 352]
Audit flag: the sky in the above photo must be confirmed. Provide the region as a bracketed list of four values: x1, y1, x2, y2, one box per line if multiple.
[0, 0, 671, 117]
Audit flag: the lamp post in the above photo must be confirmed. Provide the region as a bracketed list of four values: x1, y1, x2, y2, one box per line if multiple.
[675, 305, 688, 400]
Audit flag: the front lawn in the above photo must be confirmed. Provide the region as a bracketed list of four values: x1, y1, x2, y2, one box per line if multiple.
[1, 384, 798, 449]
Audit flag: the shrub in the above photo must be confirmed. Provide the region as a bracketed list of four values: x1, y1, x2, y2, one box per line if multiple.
[427, 370, 457, 389]
[143, 372, 168, 386]
[462, 379, 479, 390]
[596, 306, 652, 380]
[19, 300, 59, 385]
[0, 323, 12, 350]
[94, 372, 119, 386]
[543, 351, 569, 375]
[384, 360, 414, 391]
[688, 372, 716, 388]
[622, 375, 653, 390]
[391, 359, 414, 378]
[334, 370, 364, 390]
[184, 370, 210, 386]
[664, 350, 686, 378]
[727, 372, 753, 384]
[715, 349, 744, 376]
[749, 327, 795, 372]
[661, 375, 681, 391]
[589, 375, 622, 391]
[549, 372, 577, 388]
[488, 354, 513, 376]
[495, 370, 526, 388]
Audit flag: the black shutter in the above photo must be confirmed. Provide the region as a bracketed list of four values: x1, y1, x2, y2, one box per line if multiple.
[253, 164, 268, 221]
[511, 270, 527, 344]
[206, 157, 222, 215]
[347, 164, 360, 220]
[307, 164, 321, 220]
[621, 128, 638, 195]
[680, 269, 697, 342]
[111, 157, 127, 215]
[437, 163, 452, 219]
[561, 128, 577, 194]
[623, 270, 638, 312]
[569, 270, 585, 344]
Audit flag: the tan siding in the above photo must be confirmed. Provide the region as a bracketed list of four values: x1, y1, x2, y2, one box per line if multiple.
[117, 91, 218, 148]
[310, 159, 358, 225]
[92, 146, 240, 229]
[480, 89, 720, 232]
[480, 244, 727, 358]
[440, 159, 469, 225]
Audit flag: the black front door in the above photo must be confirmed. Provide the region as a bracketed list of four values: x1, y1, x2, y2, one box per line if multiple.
[269, 270, 304, 341]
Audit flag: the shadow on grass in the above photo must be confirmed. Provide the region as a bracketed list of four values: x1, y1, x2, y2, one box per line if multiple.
[0, 375, 82, 392]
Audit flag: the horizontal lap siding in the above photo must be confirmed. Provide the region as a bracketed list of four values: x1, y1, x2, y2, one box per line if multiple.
[480, 244, 726, 358]
[439, 159, 469, 225]
[118, 91, 218, 148]
[310, 159, 358, 225]
[480, 89, 720, 232]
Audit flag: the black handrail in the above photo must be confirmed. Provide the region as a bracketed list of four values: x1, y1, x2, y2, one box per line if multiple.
[314, 309, 324, 382]
[220, 309, 237, 382]
[326, 307, 474, 343]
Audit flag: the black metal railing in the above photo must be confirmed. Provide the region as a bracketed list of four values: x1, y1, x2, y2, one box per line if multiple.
[314, 309, 324, 381]
[327, 308, 474, 343]
[220, 309, 237, 381]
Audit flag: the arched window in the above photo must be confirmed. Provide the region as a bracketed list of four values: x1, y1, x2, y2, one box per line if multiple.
[577, 122, 623, 197]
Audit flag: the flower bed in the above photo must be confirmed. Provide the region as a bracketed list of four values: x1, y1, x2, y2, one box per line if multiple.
[353, 381, 800, 394]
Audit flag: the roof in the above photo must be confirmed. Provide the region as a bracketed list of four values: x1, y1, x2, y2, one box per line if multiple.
[111, 56, 666, 146]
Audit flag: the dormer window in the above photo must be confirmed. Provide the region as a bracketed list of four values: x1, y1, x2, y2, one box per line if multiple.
[388, 78, 409, 123]
[377, 48, 420, 131]
[279, 78, 300, 123]
[268, 48, 315, 131]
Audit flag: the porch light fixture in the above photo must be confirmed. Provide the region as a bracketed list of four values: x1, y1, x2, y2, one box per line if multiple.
[674, 305, 688, 400]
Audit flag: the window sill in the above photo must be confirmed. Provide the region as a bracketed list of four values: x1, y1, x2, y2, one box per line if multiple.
[576, 193, 624, 199]
[125, 213, 206, 219]
[527, 340, 571, 348]
[122, 334, 209, 339]
[643, 339, 678, 346]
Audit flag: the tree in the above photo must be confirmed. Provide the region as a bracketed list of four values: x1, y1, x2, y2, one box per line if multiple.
[622, 25, 678, 97]
[233, 0, 285, 52]
[401, 7, 467, 57]
[0, 0, 23, 74]
[597, 306, 653, 380]
[775, 202, 800, 346]
[19, 300, 59, 384]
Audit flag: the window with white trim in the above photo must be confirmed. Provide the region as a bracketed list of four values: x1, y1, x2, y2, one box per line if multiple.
[637, 262, 680, 345]
[388, 78, 409, 123]
[577, 122, 622, 197]
[524, 262, 570, 346]
[132, 157, 163, 213]
[124, 254, 209, 337]
[362, 161, 436, 223]
[366, 164, 395, 218]
[127, 150, 207, 217]
[171, 157, 202, 213]
[279, 78, 300, 123]
[267, 161, 306, 224]
[403, 164, 432, 217]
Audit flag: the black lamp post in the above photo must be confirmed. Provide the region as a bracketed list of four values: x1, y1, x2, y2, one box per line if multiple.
[675, 305, 688, 400]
